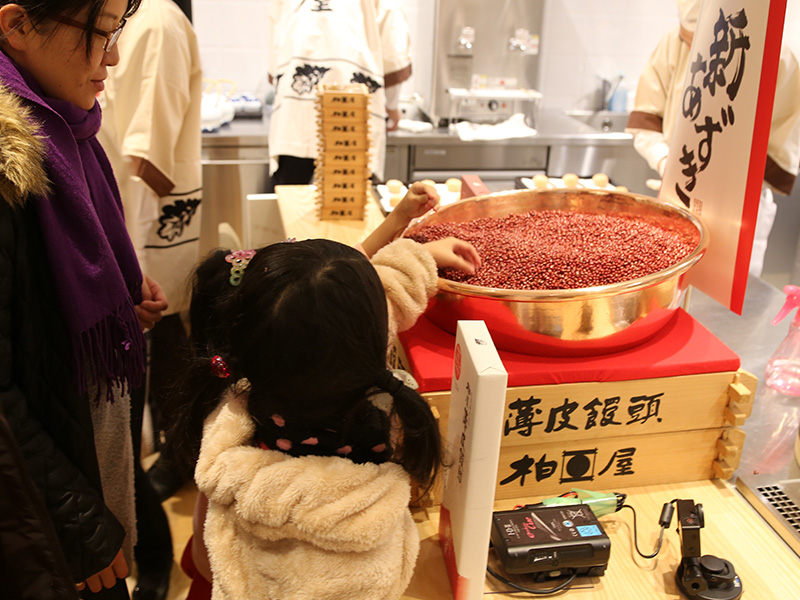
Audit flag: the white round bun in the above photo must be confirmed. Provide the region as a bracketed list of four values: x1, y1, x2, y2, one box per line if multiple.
[386, 179, 403, 194]
[446, 178, 462, 193]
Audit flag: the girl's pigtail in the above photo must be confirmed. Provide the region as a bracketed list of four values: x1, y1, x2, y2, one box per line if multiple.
[382, 372, 442, 487]
[167, 350, 237, 474]
[168, 248, 241, 474]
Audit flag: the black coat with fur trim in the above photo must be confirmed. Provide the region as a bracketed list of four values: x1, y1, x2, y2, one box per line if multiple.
[0, 81, 126, 585]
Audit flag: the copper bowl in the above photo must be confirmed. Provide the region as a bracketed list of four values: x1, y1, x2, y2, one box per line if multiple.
[404, 188, 707, 356]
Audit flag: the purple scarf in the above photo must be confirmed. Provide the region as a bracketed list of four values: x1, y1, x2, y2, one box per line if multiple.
[0, 52, 145, 399]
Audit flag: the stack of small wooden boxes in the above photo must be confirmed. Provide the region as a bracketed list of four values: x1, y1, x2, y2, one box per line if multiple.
[314, 84, 372, 220]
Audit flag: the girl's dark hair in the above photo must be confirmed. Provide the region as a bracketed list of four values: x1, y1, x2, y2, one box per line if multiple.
[170, 239, 442, 487]
[2, 1, 142, 58]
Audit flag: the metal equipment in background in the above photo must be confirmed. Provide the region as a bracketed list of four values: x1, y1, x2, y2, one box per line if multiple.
[428, 0, 545, 127]
[201, 125, 270, 255]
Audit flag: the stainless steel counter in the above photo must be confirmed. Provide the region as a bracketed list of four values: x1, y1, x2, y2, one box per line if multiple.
[201, 116, 271, 254]
[201, 109, 649, 190]
[686, 277, 800, 555]
[201, 108, 633, 148]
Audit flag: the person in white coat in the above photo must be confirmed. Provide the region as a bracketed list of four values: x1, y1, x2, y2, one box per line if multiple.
[99, 0, 203, 316]
[267, 0, 412, 189]
[626, 0, 800, 276]
[98, 0, 203, 457]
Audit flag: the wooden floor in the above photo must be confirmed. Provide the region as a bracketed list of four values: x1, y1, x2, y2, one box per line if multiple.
[127, 456, 198, 600]
[130, 458, 800, 600]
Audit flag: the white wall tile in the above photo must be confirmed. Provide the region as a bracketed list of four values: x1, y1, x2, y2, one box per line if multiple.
[194, 0, 271, 91]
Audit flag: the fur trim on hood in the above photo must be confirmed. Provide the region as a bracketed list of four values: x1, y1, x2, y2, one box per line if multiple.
[0, 82, 51, 207]
[195, 391, 420, 600]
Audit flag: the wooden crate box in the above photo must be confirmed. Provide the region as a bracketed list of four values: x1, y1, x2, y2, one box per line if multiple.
[404, 370, 754, 503]
[391, 310, 755, 504]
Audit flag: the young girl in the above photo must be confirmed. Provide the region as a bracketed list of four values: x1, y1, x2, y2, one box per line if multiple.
[173, 186, 480, 599]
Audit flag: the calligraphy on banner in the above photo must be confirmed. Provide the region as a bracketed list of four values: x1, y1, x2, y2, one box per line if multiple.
[674, 8, 751, 206]
[658, 0, 786, 313]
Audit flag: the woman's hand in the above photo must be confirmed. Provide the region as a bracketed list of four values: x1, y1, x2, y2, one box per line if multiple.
[75, 549, 128, 593]
[424, 237, 482, 274]
[135, 274, 168, 331]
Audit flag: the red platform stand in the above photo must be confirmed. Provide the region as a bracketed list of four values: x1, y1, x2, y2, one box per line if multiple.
[397, 308, 740, 393]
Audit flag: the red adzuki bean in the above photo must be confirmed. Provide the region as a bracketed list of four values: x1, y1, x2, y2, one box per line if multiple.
[406, 210, 699, 290]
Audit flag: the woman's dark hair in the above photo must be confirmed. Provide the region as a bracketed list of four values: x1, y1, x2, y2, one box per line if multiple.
[173, 0, 191, 22]
[170, 239, 442, 487]
[1, 1, 142, 58]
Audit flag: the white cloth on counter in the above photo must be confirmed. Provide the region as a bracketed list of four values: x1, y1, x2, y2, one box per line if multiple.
[200, 91, 235, 133]
[397, 119, 433, 133]
[452, 112, 537, 141]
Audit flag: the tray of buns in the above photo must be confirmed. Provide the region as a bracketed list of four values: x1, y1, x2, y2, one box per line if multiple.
[375, 178, 463, 213]
[519, 172, 620, 191]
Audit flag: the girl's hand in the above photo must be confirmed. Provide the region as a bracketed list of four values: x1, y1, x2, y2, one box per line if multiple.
[424, 237, 482, 275]
[394, 181, 439, 223]
[360, 181, 441, 258]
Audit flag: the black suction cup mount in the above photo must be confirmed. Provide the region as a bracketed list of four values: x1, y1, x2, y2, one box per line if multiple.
[674, 500, 742, 600]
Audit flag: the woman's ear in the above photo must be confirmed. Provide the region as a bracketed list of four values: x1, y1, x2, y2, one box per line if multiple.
[0, 5, 32, 51]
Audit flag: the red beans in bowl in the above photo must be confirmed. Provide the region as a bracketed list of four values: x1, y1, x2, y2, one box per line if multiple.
[406, 209, 700, 290]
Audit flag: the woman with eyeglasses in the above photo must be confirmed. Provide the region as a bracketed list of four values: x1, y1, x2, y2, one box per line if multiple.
[0, 1, 167, 598]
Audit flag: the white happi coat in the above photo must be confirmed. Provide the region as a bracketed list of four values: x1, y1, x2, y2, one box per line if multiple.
[99, 0, 203, 314]
[268, 0, 412, 180]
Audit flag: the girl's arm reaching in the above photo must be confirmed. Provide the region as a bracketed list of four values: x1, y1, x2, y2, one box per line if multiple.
[360, 181, 439, 258]
[371, 236, 481, 340]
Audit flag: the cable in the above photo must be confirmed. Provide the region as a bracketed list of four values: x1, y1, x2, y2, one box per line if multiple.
[486, 564, 578, 595]
[619, 501, 675, 559]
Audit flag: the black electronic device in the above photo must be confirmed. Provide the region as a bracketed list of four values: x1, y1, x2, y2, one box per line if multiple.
[490, 504, 610, 582]
[674, 499, 743, 600]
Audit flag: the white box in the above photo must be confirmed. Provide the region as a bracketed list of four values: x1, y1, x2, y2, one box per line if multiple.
[438, 321, 508, 600]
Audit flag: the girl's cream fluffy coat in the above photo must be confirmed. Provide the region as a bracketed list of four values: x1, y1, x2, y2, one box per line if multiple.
[194, 239, 438, 599]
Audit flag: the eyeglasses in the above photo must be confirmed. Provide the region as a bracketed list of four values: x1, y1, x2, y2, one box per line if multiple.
[48, 14, 127, 52]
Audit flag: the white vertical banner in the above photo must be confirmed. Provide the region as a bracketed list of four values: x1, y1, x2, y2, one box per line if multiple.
[659, 0, 787, 313]
[439, 321, 508, 600]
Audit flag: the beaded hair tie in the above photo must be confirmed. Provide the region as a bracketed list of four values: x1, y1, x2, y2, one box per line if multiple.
[225, 249, 256, 286]
[210, 355, 230, 378]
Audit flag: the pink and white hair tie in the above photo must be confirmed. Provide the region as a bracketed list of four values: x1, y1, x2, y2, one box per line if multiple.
[225, 249, 256, 286]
